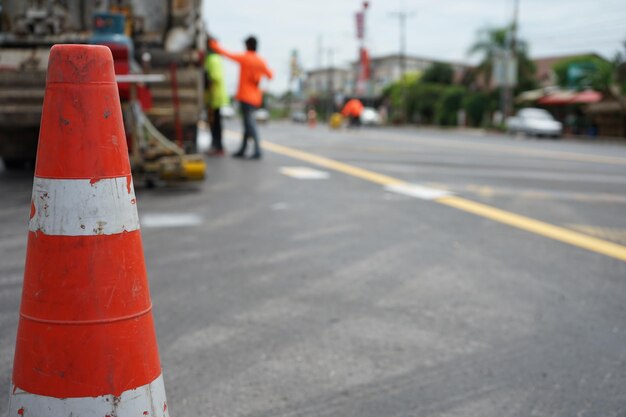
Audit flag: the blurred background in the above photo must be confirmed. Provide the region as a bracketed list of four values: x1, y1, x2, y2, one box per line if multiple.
[1, 1, 626, 416]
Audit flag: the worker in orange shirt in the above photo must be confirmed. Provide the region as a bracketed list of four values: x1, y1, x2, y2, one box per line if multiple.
[341, 98, 364, 128]
[210, 36, 273, 159]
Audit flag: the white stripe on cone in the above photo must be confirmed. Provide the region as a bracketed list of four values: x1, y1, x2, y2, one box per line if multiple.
[29, 177, 140, 236]
[9, 374, 169, 417]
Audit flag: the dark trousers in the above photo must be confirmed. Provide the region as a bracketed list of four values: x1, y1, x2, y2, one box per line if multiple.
[209, 107, 223, 150]
[236, 102, 261, 156]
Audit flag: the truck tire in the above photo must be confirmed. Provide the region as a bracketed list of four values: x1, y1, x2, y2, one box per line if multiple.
[2, 158, 27, 170]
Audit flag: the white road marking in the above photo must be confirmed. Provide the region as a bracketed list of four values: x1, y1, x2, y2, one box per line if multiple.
[280, 166, 330, 180]
[140, 213, 203, 228]
[271, 202, 290, 211]
[567, 225, 626, 245]
[385, 183, 452, 200]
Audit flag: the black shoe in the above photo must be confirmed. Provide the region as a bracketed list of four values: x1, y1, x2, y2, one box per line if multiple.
[232, 152, 245, 158]
[249, 153, 262, 160]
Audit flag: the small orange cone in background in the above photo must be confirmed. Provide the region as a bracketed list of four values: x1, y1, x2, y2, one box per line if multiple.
[8, 44, 169, 416]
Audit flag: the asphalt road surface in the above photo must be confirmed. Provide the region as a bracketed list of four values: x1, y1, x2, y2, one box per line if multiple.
[1, 122, 626, 416]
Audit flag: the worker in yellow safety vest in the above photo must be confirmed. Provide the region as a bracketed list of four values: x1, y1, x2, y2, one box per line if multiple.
[204, 40, 230, 156]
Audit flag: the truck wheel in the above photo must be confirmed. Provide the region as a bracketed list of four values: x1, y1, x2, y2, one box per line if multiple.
[2, 158, 27, 170]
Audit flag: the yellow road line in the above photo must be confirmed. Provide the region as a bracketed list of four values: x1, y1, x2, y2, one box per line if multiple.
[262, 140, 626, 262]
[430, 183, 626, 204]
[263, 141, 405, 187]
[437, 196, 626, 262]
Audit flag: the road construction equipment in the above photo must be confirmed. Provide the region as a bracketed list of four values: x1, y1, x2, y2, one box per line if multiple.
[330, 112, 344, 129]
[126, 97, 206, 184]
[0, 0, 205, 178]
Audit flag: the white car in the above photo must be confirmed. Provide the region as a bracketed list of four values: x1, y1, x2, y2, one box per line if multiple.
[506, 108, 562, 138]
[290, 111, 307, 123]
[360, 107, 382, 126]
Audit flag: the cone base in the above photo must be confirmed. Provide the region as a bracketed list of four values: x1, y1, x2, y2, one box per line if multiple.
[9, 374, 169, 417]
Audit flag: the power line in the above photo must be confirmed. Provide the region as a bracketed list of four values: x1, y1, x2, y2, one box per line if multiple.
[525, 0, 626, 17]
[389, 5, 416, 121]
[523, 15, 626, 35]
[388, 9, 417, 79]
[533, 45, 621, 56]
[535, 34, 626, 46]
[527, 26, 626, 41]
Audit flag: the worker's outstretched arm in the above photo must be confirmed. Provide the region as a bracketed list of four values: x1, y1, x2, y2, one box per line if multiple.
[264, 63, 274, 80]
[209, 40, 245, 64]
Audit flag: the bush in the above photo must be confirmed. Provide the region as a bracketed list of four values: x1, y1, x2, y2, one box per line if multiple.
[436, 86, 467, 126]
[422, 62, 455, 85]
[462, 92, 489, 127]
[407, 83, 446, 124]
[382, 73, 498, 127]
[383, 72, 422, 123]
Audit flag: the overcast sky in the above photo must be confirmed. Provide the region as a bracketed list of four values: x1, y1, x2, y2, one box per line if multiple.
[202, 0, 626, 95]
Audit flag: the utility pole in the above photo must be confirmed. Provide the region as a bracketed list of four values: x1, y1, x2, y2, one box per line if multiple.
[389, 7, 416, 121]
[326, 47, 337, 118]
[327, 48, 335, 98]
[503, 0, 520, 119]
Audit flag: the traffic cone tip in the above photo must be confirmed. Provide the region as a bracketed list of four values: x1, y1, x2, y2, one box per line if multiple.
[36, 44, 130, 179]
[47, 44, 116, 84]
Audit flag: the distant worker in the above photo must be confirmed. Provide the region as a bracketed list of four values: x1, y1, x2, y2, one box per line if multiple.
[210, 36, 273, 159]
[341, 98, 364, 128]
[307, 107, 317, 128]
[204, 40, 230, 156]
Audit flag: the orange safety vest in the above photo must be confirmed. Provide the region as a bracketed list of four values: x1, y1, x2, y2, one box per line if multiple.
[341, 99, 364, 117]
[210, 40, 273, 107]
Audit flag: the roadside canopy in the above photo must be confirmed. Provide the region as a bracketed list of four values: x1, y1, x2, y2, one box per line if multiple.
[537, 89, 602, 105]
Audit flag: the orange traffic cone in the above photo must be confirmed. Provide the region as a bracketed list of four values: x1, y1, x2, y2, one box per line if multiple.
[8, 44, 169, 416]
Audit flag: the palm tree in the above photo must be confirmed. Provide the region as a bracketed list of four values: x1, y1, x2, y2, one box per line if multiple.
[468, 26, 536, 92]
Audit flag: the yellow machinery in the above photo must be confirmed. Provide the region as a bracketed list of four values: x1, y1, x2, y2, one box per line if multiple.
[127, 100, 206, 185]
[121, 74, 206, 185]
[329, 112, 344, 129]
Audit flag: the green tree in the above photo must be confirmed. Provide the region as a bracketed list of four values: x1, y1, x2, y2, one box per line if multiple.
[382, 71, 421, 123]
[422, 62, 454, 85]
[436, 86, 467, 126]
[407, 83, 446, 124]
[552, 55, 613, 91]
[462, 91, 498, 127]
[468, 26, 537, 92]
